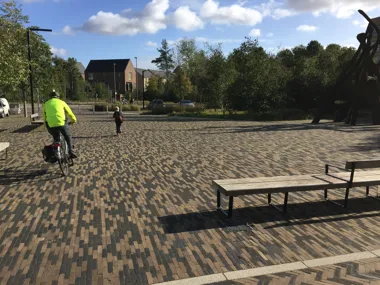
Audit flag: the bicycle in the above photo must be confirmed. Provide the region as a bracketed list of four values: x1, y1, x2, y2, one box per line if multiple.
[52, 123, 74, 176]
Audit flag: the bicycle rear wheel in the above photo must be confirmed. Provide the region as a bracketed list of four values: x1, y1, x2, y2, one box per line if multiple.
[57, 137, 69, 176]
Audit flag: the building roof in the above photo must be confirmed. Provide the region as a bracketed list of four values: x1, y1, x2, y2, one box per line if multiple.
[135, 68, 166, 78]
[86, 59, 131, 73]
[76, 62, 85, 74]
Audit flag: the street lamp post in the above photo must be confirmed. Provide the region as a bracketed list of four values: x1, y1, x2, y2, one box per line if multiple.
[113, 63, 116, 103]
[27, 27, 52, 115]
[142, 70, 147, 109]
[134, 57, 138, 104]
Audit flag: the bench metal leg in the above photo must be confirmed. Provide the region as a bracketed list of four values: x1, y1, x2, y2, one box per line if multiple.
[269, 193, 289, 213]
[216, 191, 234, 218]
[283, 192, 289, 213]
[344, 188, 349, 208]
[324, 188, 349, 208]
[366, 186, 380, 201]
[228, 196, 234, 218]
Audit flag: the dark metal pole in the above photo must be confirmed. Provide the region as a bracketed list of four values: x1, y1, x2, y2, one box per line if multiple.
[113, 63, 116, 103]
[142, 70, 146, 109]
[27, 29, 34, 114]
[26, 28, 52, 115]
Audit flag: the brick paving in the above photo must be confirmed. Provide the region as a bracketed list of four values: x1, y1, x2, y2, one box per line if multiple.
[210, 257, 380, 285]
[1, 112, 380, 285]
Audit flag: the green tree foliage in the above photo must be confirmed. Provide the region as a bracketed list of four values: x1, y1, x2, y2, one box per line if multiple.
[151, 39, 175, 79]
[93, 82, 109, 100]
[0, 0, 29, 93]
[145, 76, 165, 101]
[227, 38, 289, 112]
[199, 44, 230, 109]
[50, 57, 86, 101]
[0, 1, 86, 102]
[171, 67, 192, 101]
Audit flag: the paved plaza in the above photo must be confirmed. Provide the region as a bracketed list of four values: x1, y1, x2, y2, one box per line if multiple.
[1, 112, 380, 285]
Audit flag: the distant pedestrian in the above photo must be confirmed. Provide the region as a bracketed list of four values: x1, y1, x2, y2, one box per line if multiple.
[113, 106, 123, 136]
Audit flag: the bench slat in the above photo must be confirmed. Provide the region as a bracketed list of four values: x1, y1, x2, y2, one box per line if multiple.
[214, 170, 380, 186]
[213, 171, 380, 196]
[30, 113, 39, 119]
[346, 160, 380, 170]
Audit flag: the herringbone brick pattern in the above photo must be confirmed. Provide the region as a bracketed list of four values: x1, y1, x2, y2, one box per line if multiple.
[1, 113, 380, 284]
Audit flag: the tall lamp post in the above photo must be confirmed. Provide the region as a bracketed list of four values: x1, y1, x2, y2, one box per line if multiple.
[134, 57, 138, 104]
[113, 63, 116, 102]
[142, 70, 147, 109]
[27, 27, 52, 115]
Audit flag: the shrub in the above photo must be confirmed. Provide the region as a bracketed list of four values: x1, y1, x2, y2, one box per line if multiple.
[94, 104, 140, 112]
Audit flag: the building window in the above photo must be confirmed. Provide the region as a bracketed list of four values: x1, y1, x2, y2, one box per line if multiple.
[128, 72, 132, 81]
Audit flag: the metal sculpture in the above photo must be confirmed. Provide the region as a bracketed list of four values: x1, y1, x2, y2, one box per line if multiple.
[312, 10, 380, 125]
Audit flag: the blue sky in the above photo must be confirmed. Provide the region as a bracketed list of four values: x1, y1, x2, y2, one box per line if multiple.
[20, 0, 380, 70]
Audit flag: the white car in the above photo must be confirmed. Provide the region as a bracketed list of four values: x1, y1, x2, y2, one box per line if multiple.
[179, 100, 195, 107]
[0, 98, 10, 118]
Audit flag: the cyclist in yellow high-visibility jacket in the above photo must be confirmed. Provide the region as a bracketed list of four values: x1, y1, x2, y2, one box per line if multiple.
[43, 90, 78, 158]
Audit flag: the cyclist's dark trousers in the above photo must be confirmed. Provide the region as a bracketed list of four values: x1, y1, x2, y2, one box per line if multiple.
[47, 125, 73, 152]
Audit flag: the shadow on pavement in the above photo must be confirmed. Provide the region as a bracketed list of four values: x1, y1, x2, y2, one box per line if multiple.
[72, 135, 114, 139]
[159, 196, 380, 233]
[0, 168, 58, 185]
[202, 123, 380, 134]
[12, 125, 42, 133]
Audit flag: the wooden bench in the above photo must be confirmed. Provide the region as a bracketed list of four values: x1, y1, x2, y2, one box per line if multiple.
[212, 160, 380, 218]
[30, 113, 44, 125]
[0, 142, 9, 174]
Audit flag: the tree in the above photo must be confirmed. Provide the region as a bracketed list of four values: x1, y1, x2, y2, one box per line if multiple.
[145, 76, 165, 101]
[306, 40, 324, 57]
[227, 38, 289, 112]
[0, 0, 29, 94]
[199, 44, 230, 109]
[171, 67, 192, 101]
[151, 39, 175, 79]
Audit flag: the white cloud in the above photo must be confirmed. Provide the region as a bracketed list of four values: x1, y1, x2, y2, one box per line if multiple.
[82, 0, 169, 35]
[200, 0, 263, 26]
[259, 0, 297, 20]
[296, 25, 318, 32]
[146, 41, 158, 47]
[267, 33, 274, 37]
[62, 25, 76, 35]
[285, 0, 380, 19]
[272, 8, 297, 19]
[172, 6, 204, 31]
[171, 0, 204, 11]
[51, 46, 67, 57]
[353, 19, 368, 28]
[249, 28, 261, 37]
